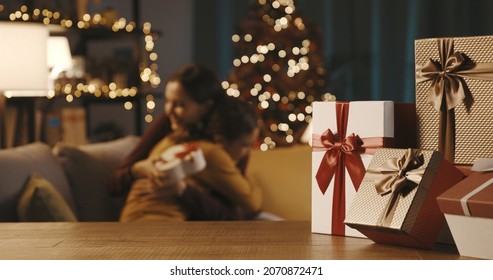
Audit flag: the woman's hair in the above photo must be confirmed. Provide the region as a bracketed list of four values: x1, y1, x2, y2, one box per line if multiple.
[167, 64, 227, 141]
[207, 96, 258, 142]
[168, 64, 225, 104]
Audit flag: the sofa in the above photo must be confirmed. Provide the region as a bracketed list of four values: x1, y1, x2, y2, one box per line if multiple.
[0, 136, 311, 222]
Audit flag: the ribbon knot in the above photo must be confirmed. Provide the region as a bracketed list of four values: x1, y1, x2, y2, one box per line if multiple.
[320, 129, 360, 154]
[314, 129, 365, 195]
[368, 149, 426, 227]
[312, 102, 394, 235]
[416, 38, 493, 162]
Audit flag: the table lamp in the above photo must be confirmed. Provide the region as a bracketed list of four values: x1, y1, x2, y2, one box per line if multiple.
[0, 22, 49, 148]
[47, 36, 73, 86]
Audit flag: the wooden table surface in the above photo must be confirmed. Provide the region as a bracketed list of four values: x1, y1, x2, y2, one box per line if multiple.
[0, 221, 474, 260]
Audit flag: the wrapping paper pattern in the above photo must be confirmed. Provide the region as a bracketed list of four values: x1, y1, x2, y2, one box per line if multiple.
[415, 36, 493, 164]
[345, 149, 434, 230]
[345, 148, 464, 249]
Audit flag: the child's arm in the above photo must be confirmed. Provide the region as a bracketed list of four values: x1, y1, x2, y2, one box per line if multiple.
[193, 143, 263, 216]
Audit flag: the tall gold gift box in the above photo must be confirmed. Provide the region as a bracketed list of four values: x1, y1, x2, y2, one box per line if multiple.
[415, 36, 493, 165]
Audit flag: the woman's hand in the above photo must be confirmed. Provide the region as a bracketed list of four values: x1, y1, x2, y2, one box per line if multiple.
[130, 156, 163, 181]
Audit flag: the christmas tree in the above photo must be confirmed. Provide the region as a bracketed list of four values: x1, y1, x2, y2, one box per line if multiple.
[224, 0, 333, 151]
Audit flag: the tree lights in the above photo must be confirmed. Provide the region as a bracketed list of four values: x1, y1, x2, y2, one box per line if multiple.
[226, 0, 333, 150]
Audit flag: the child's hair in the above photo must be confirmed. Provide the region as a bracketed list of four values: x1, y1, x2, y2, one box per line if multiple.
[206, 96, 258, 142]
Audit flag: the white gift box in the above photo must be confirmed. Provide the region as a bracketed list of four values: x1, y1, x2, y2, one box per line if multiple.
[154, 143, 206, 184]
[311, 101, 395, 237]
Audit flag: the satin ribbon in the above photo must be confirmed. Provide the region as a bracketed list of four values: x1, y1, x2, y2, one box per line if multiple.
[416, 38, 493, 162]
[367, 149, 426, 227]
[175, 143, 200, 159]
[461, 158, 493, 216]
[312, 102, 393, 235]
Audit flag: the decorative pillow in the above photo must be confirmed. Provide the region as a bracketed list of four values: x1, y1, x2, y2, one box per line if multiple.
[52, 136, 139, 221]
[0, 142, 76, 222]
[54, 146, 117, 221]
[17, 173, 77, 222]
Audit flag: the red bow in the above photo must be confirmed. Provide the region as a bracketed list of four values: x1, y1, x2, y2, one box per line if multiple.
[314, 129, 365, 195]
[312, 102, 392, 235]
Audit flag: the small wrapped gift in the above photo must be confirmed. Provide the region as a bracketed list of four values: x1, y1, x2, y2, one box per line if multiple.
[154, 143, 206, 184]
[344, 148, 464, 249]
[437, 158, 493, 259]
[311, 101, 416, 237]
[415, 36, 493, 165]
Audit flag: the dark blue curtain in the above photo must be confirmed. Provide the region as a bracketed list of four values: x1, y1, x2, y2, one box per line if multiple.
[319, 0, 493, 102]
[195, 0, 493, 102]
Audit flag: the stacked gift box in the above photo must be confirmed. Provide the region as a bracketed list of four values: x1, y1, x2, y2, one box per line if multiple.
[437, 159, 493, 259]
[311, 101, 416, 238]
[311, 35, 493, 258]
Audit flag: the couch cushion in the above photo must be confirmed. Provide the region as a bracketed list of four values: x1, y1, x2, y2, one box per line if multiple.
[77, 135, 140, 170]
[17, 173, 77, 222]
[53, 135, 140, 221]
[0, 142, 76, 222]
[54, 146, 117, 221]
[246, 144, 311, 220]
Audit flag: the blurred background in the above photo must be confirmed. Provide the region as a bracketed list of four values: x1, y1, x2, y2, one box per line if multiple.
[2, 0, 493, 148]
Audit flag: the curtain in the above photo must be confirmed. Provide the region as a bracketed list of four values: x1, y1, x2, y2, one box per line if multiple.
[321, 0, 493, 102]
[197, 0, 493, 102]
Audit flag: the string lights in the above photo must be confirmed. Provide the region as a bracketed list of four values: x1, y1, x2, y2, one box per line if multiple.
[226, 0, 333, 150]
[2, 4, 161, 123]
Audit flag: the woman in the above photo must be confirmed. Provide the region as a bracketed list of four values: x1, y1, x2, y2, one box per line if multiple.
[119, 96, 262, 221]
[110, 64, 259, 220]
[109, 64, 221, 193]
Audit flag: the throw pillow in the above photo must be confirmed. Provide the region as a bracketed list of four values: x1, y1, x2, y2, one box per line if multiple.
[54, 146, 117, 221]
[0, 142, 76, 222]
[52, 135, 139, 221]
[17, 173, 77, 222]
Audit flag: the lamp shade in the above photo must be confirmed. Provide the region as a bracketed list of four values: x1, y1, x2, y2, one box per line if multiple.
[48, 36, 73, 74]
[0, 22, 49, 93]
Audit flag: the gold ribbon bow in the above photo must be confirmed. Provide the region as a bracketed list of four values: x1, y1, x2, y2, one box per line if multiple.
[416, 38, 493, 162]
[368, 149, 426, 227]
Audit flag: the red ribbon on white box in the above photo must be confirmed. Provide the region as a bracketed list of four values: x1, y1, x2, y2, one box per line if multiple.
[312, 102, 393, 235]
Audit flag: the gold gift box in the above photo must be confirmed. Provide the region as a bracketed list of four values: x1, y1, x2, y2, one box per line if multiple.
[415, 36, 493, 165]
[344, 148, 464, 249]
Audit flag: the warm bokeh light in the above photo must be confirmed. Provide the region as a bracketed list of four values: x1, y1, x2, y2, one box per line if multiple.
[225, 0, 329, 150]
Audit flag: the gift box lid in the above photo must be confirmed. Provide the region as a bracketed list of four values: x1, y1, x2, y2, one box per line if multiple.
[437, 159, 493, 219]
[345, 148, 443, 231]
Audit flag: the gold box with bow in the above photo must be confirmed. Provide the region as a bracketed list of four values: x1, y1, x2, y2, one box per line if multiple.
[344, 148, 464, 249]
[437, 158, 493, 259]
[415, 36, 493, 165]
[311, 101, 416, 237]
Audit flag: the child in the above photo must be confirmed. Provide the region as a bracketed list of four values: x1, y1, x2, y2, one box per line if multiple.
[120, 96, 262, 221]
